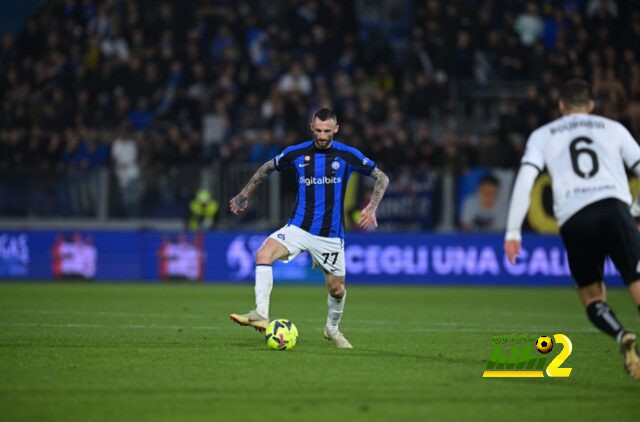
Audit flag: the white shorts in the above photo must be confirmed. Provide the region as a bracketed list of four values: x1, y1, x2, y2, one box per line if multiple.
[269, 225, 346, 276]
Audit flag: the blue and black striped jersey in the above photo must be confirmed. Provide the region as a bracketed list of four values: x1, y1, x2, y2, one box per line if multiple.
[273, 140, 375, 239]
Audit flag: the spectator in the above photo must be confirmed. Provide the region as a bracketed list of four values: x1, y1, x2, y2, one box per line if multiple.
[111, 130, 141, 216]
[460, 174, 506, 232]
[187, 189, 218, 231]
[514, 2, 544, 47]
[100, 24, 130, 62]
[277, 63, 312, 96]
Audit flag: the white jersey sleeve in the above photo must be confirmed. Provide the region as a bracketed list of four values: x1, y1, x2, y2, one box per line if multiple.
[505, 165, 540, 241]
[519, 130, 546, 172]
[503, 129, 545, 240]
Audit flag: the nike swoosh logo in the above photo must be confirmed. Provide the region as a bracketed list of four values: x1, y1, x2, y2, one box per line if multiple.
[298, 163, 310, 167]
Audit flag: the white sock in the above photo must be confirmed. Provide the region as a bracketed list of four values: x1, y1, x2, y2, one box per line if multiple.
[326, 291, 346, 335]
[255, 265, 273, 319]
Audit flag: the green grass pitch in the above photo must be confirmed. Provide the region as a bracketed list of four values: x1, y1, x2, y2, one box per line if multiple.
[0, 282, 638, 421]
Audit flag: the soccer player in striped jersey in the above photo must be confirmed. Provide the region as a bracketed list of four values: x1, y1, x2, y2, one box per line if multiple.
[505, 80, 640, 379]
[229, 107, 389, 348]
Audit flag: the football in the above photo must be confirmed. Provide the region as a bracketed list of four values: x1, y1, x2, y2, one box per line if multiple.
[536, 336, 553, 354]
[265, 319, 299, 351]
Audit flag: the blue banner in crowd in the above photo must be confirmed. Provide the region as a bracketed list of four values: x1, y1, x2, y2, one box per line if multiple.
[0, 230, 623, 286]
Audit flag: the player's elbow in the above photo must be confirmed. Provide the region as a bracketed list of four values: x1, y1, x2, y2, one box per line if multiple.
[377, 171, 389, 187]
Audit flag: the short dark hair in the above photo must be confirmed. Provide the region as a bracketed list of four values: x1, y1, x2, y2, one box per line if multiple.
[312, 107, 337, 122]
[559, 79, 592, 107]
[479, 174, 499, 187]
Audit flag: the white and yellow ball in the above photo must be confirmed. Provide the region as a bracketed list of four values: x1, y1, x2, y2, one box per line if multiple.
[265, 319, 298, 351]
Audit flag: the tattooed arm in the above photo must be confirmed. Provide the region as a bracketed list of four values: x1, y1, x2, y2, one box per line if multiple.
[229, 160, 276, 215]
[358, 167, 389, 229]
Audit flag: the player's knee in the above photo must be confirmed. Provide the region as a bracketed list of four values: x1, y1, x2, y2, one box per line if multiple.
[255, 246, 275, 265]
[583, 293, 605, 307]
[328, 280, 345, 298]
[578, 282, 606, 307]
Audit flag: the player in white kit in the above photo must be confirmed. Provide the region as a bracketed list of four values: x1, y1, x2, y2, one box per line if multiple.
[504, 80, 640, 380]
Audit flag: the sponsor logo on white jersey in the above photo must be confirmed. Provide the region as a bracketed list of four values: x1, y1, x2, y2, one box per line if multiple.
[299, 176, 342, 186]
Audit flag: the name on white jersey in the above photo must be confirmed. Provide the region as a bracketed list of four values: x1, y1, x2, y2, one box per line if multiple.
[549, 119, 605, 135]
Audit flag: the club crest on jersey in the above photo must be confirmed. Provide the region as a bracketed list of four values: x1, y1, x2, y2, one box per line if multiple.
[304, 155, 311, 161]
[331, 161, 340, 170]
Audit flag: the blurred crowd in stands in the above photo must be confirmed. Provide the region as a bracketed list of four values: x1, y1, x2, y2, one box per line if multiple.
[1, 0, 639, 222]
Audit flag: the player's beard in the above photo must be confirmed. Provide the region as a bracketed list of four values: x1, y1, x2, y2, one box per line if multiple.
[314, 136, 332, 149]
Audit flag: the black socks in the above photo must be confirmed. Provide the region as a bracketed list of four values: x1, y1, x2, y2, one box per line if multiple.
[586, 301, 625, 342]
